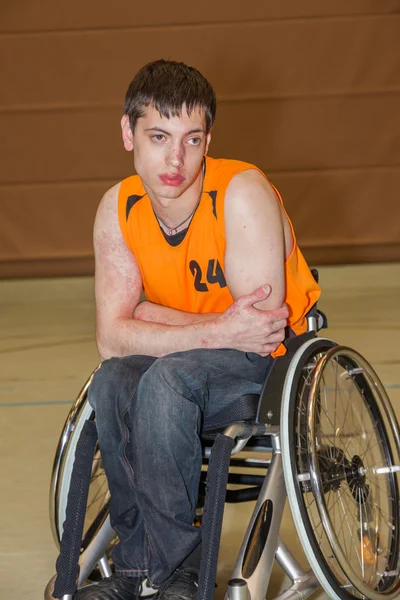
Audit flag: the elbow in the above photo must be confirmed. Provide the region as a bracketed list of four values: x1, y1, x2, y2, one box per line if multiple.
[96, 332, 111, 361]
[132, 303, 145, 321]
[96, 317, 139, 360]
[133, 301, 152, 322]
[96, 327, 118, 361]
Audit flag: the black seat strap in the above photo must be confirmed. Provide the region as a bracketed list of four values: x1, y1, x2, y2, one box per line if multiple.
[202, 393, 259, 434]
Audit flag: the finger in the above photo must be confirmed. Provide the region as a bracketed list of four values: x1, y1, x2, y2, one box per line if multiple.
[236, 284, 271, 308]
[270, 328, 286, 341]
[267, 319, 287, 333]
[263, 330, 286, 345]
[262, 342, 281, 354]
[265, 305, 290, 321]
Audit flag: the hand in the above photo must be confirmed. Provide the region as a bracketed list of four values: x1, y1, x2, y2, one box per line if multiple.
[218, 285, 289, 356]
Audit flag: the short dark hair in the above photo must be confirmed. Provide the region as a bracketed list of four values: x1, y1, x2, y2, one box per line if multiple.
[123, 59, 216, 133]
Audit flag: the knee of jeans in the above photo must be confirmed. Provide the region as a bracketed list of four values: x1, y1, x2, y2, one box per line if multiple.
[87, 357, 124, 413]
[142, 357, 184, 393]
[138, 356, 204, 412]
[135, 361, 201, 440]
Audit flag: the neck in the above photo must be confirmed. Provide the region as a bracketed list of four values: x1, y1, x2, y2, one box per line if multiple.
[146, 160, 205, 229]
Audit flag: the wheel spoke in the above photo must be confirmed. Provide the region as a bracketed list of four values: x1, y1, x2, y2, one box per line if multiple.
[338, 489, 363, 569]
[288, 344, 400, 600]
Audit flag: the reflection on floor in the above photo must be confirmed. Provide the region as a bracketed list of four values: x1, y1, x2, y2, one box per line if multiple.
[0, 263, 399, 599]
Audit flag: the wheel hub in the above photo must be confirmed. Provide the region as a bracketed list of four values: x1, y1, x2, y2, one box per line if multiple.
[346, 455, 370, 503]
[318, 449, 370, 503]
[318, 446, 347, 493]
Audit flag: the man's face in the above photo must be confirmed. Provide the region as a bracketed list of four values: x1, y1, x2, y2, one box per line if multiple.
[121, 104, 211, 201]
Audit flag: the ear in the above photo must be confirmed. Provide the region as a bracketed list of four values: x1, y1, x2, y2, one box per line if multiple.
[204, 131, 212, 155]
[121, 115, 134, 151]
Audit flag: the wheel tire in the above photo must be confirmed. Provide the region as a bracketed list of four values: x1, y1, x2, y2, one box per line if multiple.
[281, 338, 400, 600]
[49, 369, 115, 586]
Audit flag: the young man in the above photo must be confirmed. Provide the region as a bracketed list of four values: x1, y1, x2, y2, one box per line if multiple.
[77, 60, 320, 600]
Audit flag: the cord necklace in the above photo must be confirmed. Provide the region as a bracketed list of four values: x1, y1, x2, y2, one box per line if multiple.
[153, 160, 205, 236]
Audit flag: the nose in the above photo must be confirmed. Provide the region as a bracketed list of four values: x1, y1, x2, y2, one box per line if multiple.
[166, 142, 184, 168]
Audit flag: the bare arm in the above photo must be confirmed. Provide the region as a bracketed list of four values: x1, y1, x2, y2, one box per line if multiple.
[133, 170, 290, 331]
[223, 169, 292, 337]
[133, 301, 221, 325]
[95, 183, 288, 360]
[94, 185, 226, 359]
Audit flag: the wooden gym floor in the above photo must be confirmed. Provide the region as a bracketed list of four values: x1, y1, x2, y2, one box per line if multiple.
[0, 263, 399, 599]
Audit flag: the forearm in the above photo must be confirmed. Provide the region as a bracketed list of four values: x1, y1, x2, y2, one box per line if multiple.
[133, 301, 222, 325]
[97, 315, 226, 360]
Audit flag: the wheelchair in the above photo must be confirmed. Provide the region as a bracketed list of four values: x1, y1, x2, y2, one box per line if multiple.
[45, 291, 400, 600]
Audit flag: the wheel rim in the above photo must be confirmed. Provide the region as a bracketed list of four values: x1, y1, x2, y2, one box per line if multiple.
[80, 441, 112, 554]
[50, 367, 114, 553]
[305, 347, 400, 599]
[59, 412, 114, 556]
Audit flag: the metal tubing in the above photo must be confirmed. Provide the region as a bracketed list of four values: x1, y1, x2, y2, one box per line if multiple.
[227, 578, 250, 600]
[202, 457, 271, 469]
[98, 554, 113, 578]
[223, 423, 264, 440]
[77, 516, 115, 586]
[230, 447, 287, 600]
[43, 575, 75, 600]
[306, 316, 318, 333]
[222, 423, 280, 456]
[275, 539, 306, 582]
[204, 443, 273, 458]
[273, 572, 320, 600]
[200, 472, 265, 486]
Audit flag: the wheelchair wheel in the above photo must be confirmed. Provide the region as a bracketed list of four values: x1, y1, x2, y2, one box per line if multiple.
[281, 337, 400, 600]
[49, 368, 115, 582]
[49, 371, 157, 595]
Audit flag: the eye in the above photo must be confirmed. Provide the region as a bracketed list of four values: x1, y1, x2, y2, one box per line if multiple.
[152, 134, 166, 142]
[187, 137, 201, 146]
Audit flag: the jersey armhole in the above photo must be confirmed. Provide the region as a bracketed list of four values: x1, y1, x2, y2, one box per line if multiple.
[117, 178, 136, 252]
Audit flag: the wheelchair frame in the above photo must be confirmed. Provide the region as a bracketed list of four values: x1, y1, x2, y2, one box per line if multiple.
[213, 421, 321, 600]
[45, 315, 400, 600]
[47, 424, 320, 600]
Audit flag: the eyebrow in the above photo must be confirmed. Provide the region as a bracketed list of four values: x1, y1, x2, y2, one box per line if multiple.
[144, 127, 205, 135]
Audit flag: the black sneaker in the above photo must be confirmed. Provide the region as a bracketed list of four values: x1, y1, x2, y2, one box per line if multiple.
[157, 568, 198, 600]
[73, 573, 143, 599]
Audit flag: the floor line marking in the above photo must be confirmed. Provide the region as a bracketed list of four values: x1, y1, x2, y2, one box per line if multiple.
[0, 400, 73, 407]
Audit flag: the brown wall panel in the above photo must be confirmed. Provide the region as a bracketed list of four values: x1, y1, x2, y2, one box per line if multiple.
[1, 16, 399, 110]
[272, 167, 400, 247]
[0, 108, 129, 184]
[0, 182, 103, 262]
[212, 96, 400, 170]
[2, 243, 398, 280]
[1, 95, 399, 185]
[1, 4, 399, 276]
[1, 0, 399, 34]
[1, 168, 398, 272]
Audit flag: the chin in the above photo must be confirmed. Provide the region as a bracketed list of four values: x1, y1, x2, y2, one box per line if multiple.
[160, 182, 188, 197]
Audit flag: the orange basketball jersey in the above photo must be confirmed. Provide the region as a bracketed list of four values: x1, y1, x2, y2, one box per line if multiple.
[118, 156, 320, 356]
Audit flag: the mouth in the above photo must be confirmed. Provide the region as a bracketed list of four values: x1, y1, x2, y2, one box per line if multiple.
[159, 173, 185, 186]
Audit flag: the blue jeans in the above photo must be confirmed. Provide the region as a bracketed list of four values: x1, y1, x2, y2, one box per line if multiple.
[88, 348, 272, 587]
